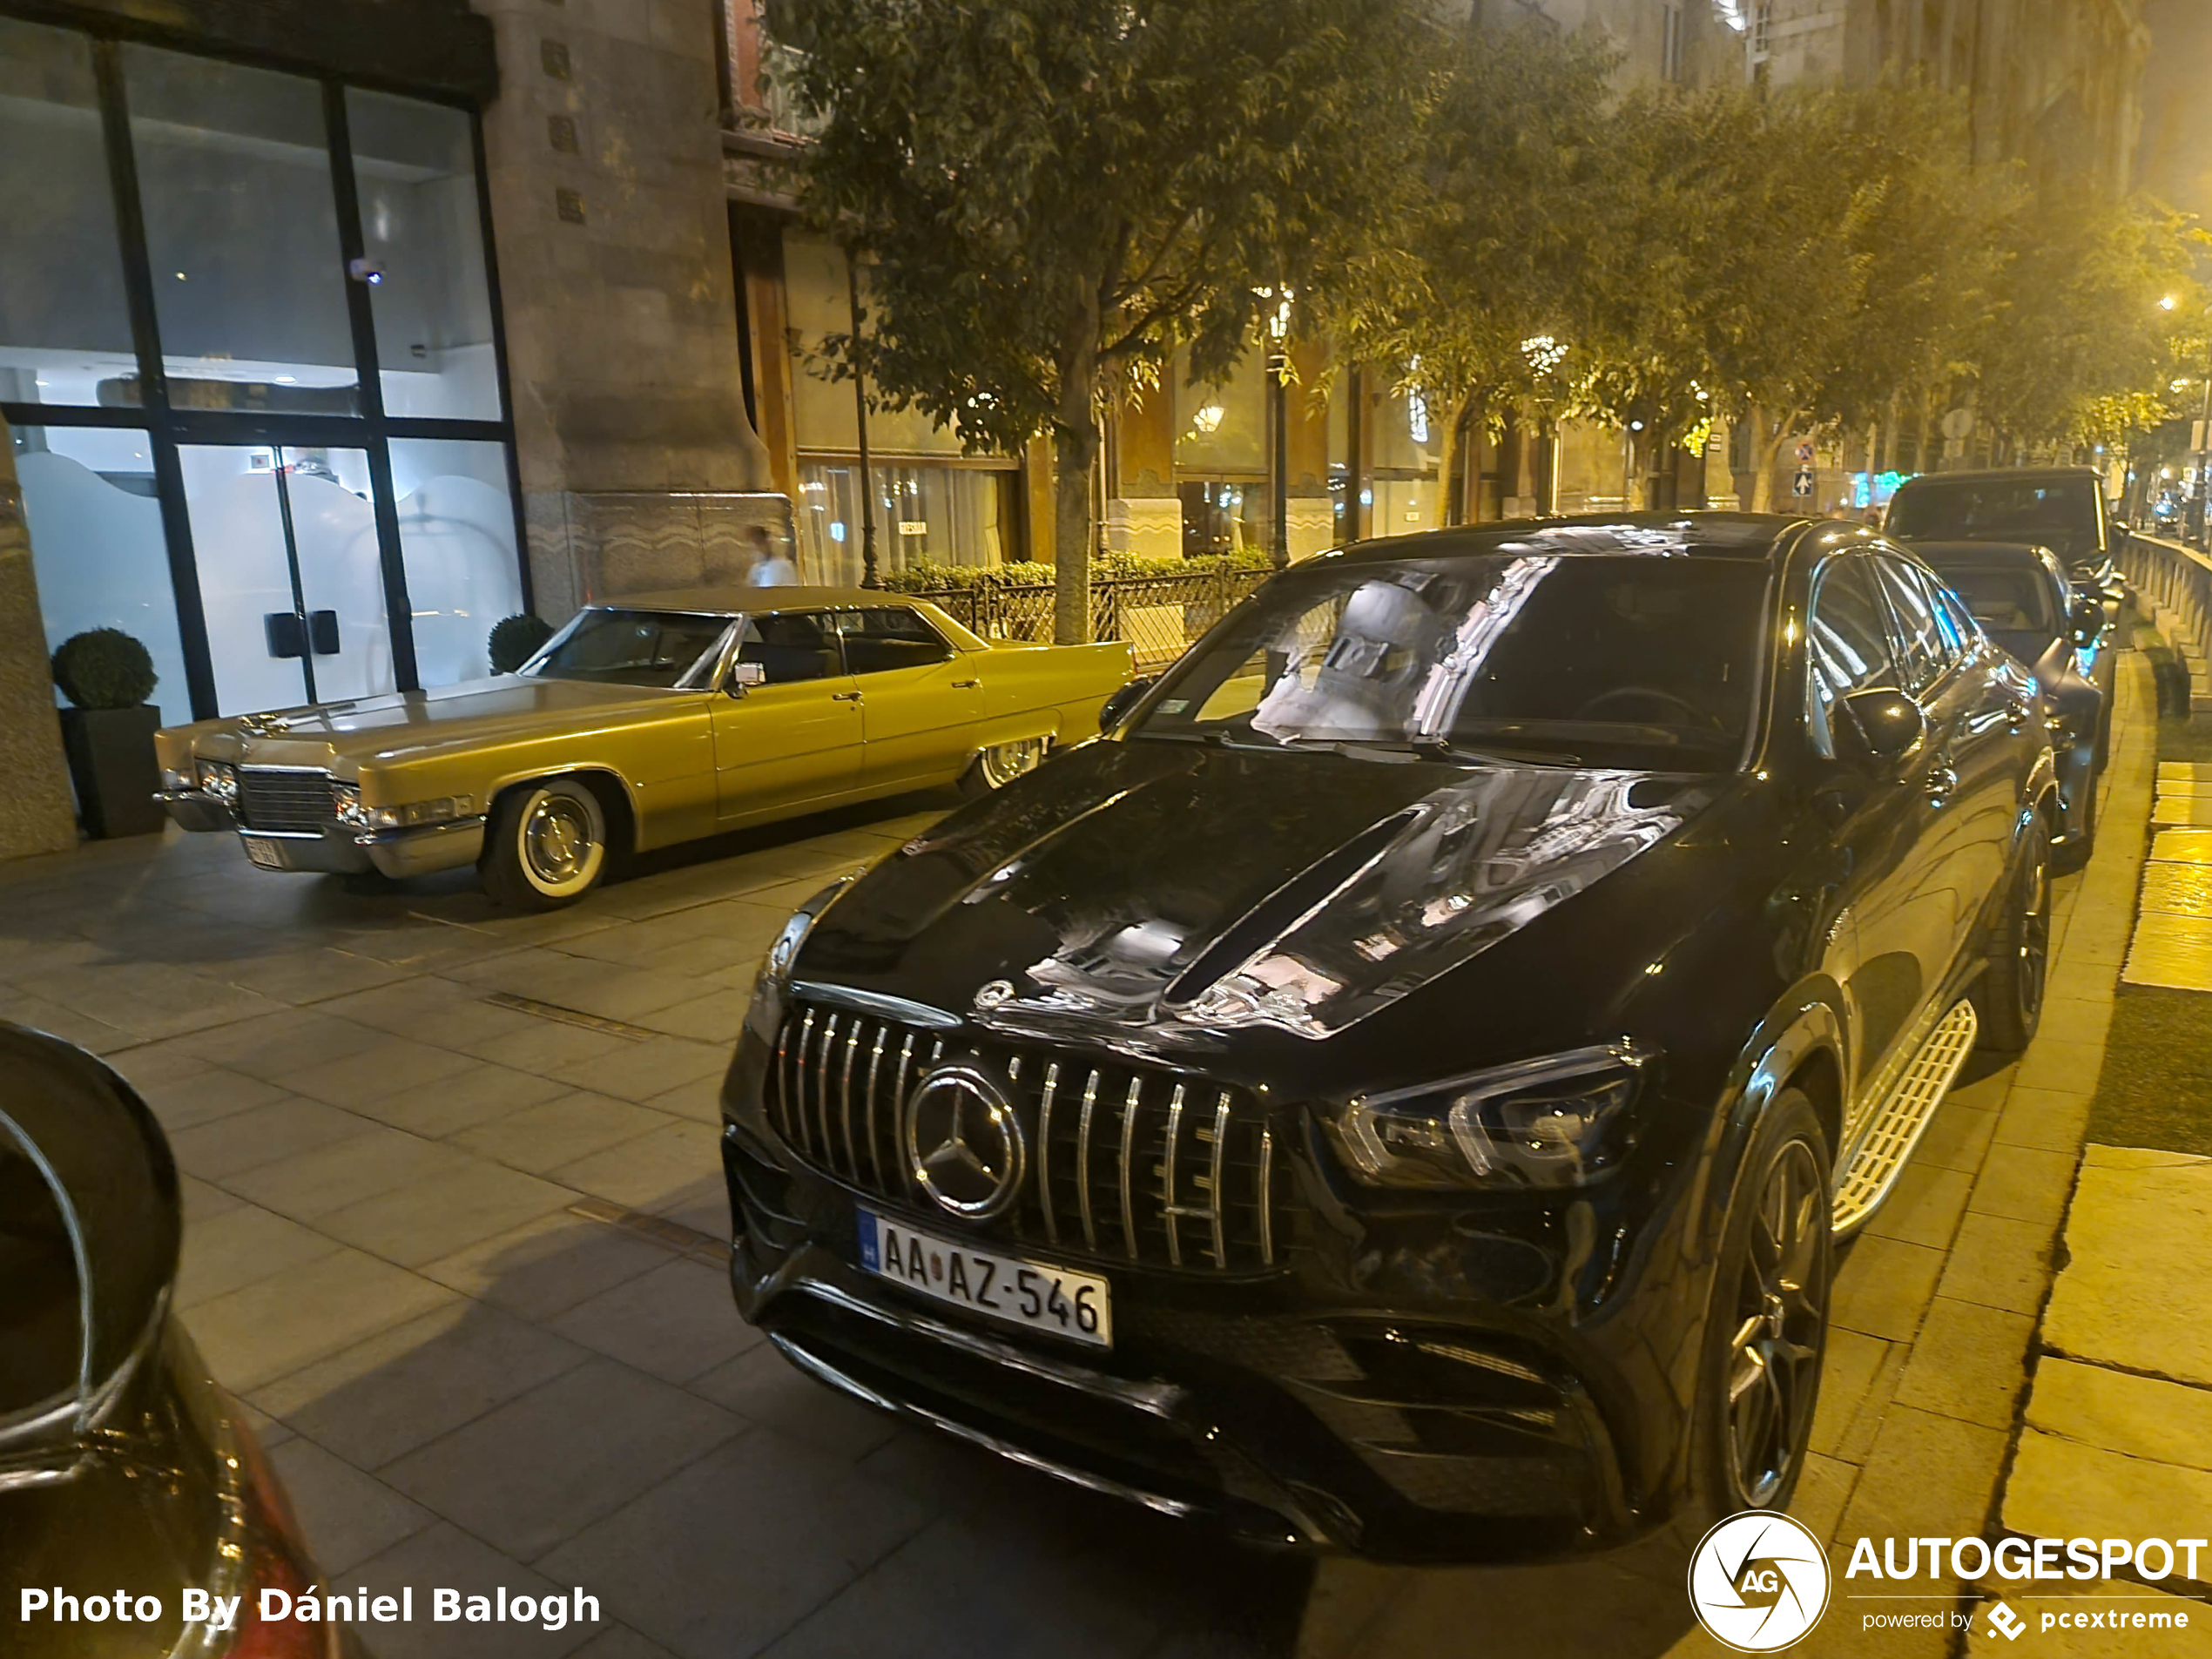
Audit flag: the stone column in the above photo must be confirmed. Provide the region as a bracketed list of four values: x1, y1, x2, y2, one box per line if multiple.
[1108, 384, 1182, 559]
[1284, 342, 1335, 558]
[471, 0, 775, 614]
[0, 415, 82, 860]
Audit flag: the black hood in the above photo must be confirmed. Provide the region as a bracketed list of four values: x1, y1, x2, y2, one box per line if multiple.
[799, 739, 1725, 1049]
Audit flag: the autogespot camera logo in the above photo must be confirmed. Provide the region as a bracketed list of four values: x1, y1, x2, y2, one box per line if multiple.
[1688, 1511, 1832, 1652]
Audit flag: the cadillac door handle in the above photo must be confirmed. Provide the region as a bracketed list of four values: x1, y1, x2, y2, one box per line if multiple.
[831, 690, 863, 703]
[950, 678, 981, 690]
[1924, 764, 1959, 806]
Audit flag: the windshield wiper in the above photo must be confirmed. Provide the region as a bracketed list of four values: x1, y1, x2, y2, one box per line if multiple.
[1406, 734, 1582, 767]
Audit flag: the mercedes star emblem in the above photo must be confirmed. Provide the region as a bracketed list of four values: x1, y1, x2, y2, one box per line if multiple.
[904, 1064, 1026, 1219]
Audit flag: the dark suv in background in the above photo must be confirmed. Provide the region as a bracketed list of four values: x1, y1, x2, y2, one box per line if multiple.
[1886, 465, 2131, 625]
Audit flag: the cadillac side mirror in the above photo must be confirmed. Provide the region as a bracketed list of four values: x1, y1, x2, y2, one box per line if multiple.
[726, 662, 766, 698]
[1837, 687, 1925, 772]
[1099, 677, 1155, 732]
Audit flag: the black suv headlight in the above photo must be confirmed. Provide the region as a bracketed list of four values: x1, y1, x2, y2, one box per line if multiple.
[1330, 1043, 1654, 1190]
[759, 873, 860, 990]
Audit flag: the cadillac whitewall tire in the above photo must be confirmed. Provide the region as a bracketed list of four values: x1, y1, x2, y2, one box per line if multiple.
[962, 738, 1048, 798]
[482, 778, 607, 910]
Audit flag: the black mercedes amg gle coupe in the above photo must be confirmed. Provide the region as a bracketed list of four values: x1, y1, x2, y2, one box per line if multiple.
[720, 513, 2058, 1562]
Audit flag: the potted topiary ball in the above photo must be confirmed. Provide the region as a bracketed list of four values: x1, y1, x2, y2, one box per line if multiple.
[51, 629, 166, 840]
[489, 613, 556, 675]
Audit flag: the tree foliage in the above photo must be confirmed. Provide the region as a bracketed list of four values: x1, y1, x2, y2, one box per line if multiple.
[772, 4, 2205, 558]
[766, 0, 1440, 638]
[1969, 190, 2207, 452]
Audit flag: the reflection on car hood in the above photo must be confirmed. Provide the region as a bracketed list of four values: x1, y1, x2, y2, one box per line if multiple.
[805, 740, 1723, 1043]
[183, 677, 691, 766]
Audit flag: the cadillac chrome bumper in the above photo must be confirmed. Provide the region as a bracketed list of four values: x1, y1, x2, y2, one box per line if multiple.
[157, 791, 483, 878]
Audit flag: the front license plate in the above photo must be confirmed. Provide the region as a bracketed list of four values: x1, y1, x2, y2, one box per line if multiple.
[858, 1209, 1112, 1348]
[241, 836, 288, 870]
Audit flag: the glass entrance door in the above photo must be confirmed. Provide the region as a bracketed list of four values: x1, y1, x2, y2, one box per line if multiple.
[178, 444, 393, 714]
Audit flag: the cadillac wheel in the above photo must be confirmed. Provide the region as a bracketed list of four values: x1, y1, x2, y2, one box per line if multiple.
[963, 737, 1049, 795]
[1696, 1089, 1831, 1517]
[482, 777, 609, 909]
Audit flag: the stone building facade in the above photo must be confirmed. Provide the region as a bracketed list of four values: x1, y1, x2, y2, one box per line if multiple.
[0, 0, 782, 857]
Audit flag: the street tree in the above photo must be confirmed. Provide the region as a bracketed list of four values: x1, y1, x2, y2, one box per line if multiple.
[764, 0, 1440, 641]
[1577, 79, 2000, 510]
[1318, 24, 1618, 518]
[1968, 190, 2207, 456]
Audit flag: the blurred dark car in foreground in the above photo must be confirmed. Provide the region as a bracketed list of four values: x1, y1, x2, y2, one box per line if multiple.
[1914, 540, 2114, 869]
[721, 514, 2060, 1561]
[1886, 465, 2130, 624]
[0, 1023, 340, 1659]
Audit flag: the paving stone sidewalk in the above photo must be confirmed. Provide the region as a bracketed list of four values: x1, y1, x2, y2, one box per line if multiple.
[1961, 745, 2212, 1652]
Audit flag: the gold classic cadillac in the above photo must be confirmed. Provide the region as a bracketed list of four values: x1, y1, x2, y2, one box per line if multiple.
[153, 589, 1135, 908]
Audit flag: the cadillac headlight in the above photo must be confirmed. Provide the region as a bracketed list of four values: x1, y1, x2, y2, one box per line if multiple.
[334, 786, 475, 832]
[1332, 1043, 1654, 1190]
[196, 759, 237, 803]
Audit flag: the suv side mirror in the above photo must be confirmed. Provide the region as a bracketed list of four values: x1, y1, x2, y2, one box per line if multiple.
[1098, 677, 1155, 732]
[726, 661, 766, 698]
[1837, 687, 1925, 770]
[2069, 590, 2106, 646]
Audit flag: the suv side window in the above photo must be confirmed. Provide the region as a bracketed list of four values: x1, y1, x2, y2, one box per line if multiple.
[733, 610, 842, 685]
[1929, 583, 1982, 657]
[1870, 556, 1954, 693]
[835, 607, 955, 675]
[1805, 557, 1895, 756]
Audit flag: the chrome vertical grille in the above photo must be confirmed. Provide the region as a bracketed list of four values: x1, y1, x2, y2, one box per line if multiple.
[235, 767, 335, 833]
[765, 998, 1291, 1275]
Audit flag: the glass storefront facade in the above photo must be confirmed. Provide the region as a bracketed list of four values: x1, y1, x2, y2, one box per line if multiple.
[781, 230, 1019, 583]
[0, 14, 523, 721]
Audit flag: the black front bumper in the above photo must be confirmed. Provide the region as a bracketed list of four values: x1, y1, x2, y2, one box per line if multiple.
[723, 1125, 1649, 1563]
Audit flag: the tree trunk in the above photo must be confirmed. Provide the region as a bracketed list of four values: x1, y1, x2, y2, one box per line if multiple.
[1750, 413, 1797, 514]
[1052, 411, 1096, 645]
[1052, 306, 1100, 646]
[1446, 395, 1478, 526]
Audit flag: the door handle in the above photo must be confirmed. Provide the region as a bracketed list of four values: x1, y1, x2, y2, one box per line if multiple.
[831, 690, 863, 702]
[1923, 763, 1959, 805]
[950, 678, 980, 690]
[264, 612, 306, 659]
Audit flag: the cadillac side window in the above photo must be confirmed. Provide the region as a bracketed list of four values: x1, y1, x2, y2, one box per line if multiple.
[836, 607, 955, 675]
[1871, 557, 1952, 694]
[1805, 559, 1893, 758]
[732, 611, 842, 685]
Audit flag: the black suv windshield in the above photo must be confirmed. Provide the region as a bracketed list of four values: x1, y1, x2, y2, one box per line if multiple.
[1888, 478, 2098, 549]
[1132, 554, 1769, 769]
[523, 610, 731, 687]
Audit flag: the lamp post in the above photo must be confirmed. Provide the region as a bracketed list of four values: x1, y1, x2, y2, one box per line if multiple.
[847, 254, 880, 588]
[1264, 287, 1293, 570]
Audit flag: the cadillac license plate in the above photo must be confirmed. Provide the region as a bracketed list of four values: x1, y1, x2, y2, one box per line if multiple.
[858, 1208, 1111, 1348]
[242, 836, 288, 870]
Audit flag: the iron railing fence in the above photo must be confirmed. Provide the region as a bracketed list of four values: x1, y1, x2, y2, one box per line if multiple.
[907, 568, 1272, 671]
